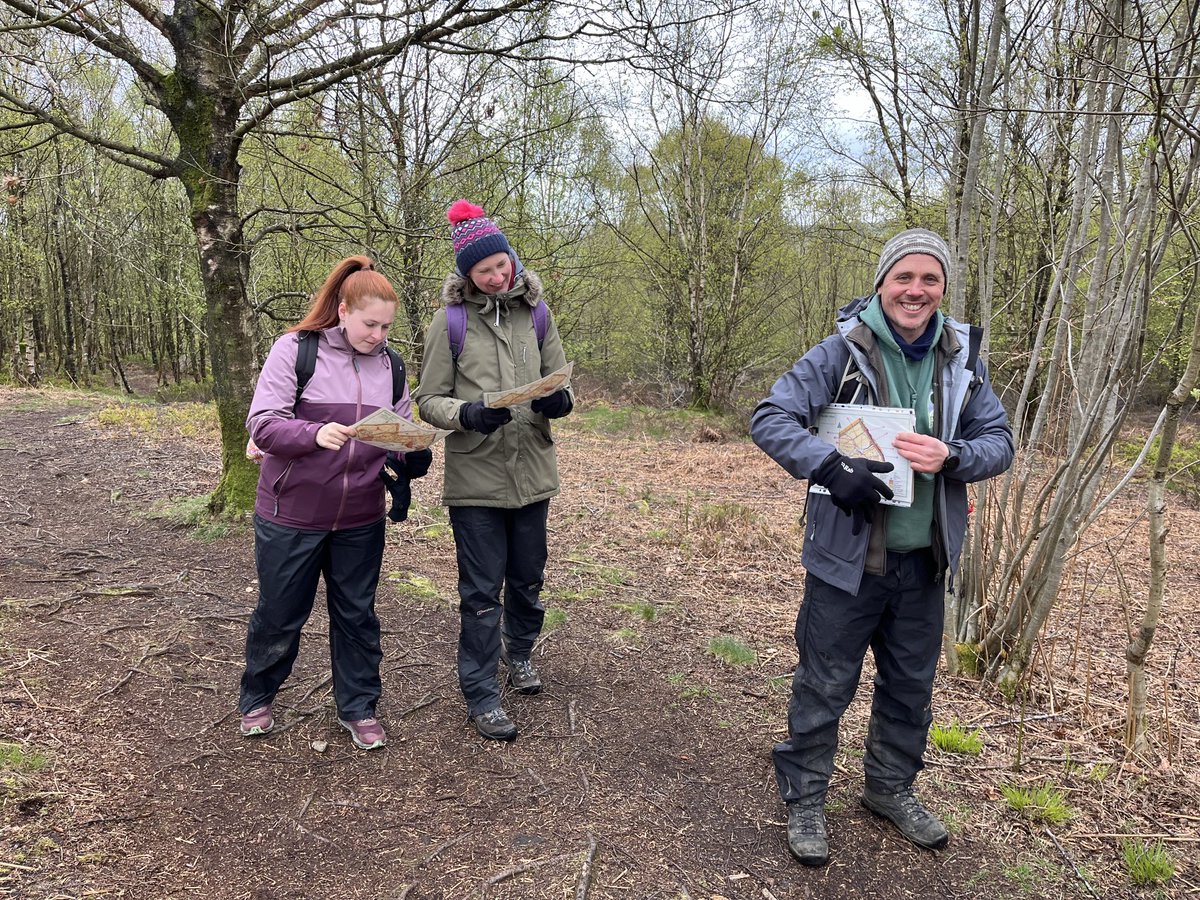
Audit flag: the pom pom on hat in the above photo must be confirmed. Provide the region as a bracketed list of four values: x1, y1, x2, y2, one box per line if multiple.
[447, 198, 510, 276]
[447, 199, 486, 225]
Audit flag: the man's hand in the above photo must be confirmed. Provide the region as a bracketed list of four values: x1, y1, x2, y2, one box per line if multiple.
[317, 422, 357, 450]
[459, 401, 512, 434]
[893, 432, 950, 473]
[812, 452, 895, 535]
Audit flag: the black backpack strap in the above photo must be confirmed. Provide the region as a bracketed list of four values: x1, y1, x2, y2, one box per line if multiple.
[294, 330, 319, 408]
[385, 347, 406, 406]
[965, 325, 984, 393]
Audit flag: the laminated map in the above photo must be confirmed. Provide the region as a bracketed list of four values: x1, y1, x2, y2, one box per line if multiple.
[809, 403, 915, 507]
[351, 408, 450, 452]
[483, 362, 574, 409]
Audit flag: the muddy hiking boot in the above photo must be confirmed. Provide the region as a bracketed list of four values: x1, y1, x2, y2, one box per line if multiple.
[785, 801, 829, 866]
[471, 706, 519, 741]
[500, 643, 543, 695]
[861, 787, 949, 850]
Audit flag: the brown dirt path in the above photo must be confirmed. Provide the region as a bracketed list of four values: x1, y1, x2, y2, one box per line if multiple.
[0, 387, 1194, 899]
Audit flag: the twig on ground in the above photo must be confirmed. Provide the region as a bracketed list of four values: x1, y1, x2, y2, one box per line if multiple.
[90, 638, 177, 705]
[398, 693, 438, 718]
[1044, 825, 1101, 900]
[568, 699, 577, 735]
[484, 853, 573, 887]
[575, 831, 598, 900]
[425, 833, 468, 862]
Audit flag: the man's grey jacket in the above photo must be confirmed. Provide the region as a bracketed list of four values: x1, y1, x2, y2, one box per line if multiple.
[750, 296, 1014, 596]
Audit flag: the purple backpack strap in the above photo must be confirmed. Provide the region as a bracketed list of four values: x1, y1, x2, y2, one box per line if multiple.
[531, 300, 549, 346]
[447, 300, 548, 361]
[446, 303, 468, 360]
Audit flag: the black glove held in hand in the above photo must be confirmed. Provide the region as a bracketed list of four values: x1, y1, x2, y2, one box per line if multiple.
[402, 448, 433, 479]
[531, 389, 572, 419]
[812, 452, 895, 536]
[459, 401, 512, 434]
[379, 461, 412, 523]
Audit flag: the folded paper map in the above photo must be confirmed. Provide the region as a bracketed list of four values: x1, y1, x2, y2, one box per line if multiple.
[809, 403, 916, 507]
[483, 362, 574, 409]
[351, 408, 450, 452]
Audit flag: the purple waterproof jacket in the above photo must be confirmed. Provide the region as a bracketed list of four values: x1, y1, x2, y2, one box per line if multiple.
[247, 327, 413, 531]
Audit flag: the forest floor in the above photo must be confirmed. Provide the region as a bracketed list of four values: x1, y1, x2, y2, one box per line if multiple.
[0, 381, 1197, 900]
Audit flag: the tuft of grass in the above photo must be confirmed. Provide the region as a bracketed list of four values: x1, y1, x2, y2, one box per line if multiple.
[543, 608, 567, 631]
[1121, 839, 1175, 886]
[608, 627, 640, 645]
[571, 402, 734, 440]
[678, 684, 718, 701]
[1087, 763, 1111, 782]
[95, 401, 219, 439]
[0, 743, 48, 772]
[767, 674, 792, 693]
[929, 720, 985, 755]
[1000, 782, 1072, 825]
[386, 572, 444, 605]
[707, 634, 757, 666]
[614, 599, 657, 622]
[145, 495, 237, 541]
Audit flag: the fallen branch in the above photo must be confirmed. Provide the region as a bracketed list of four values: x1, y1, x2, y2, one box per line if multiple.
[575, 831, 598, 900]
[484, 852, 573, 888]
[90, 640, 177, 704]
[398, 693, 439, 718]
[1044, 825, 1101, 900]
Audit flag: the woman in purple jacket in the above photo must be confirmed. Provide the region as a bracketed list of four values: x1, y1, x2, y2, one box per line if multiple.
[237, 256, 430, 751]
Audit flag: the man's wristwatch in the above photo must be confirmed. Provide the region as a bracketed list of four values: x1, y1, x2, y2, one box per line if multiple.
[942, 441, 963, 473]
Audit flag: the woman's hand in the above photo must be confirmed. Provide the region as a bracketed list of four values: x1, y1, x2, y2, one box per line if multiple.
[316, 422, 357, 450]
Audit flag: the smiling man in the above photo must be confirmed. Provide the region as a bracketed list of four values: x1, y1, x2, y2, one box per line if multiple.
[750, 228, 1014, 866]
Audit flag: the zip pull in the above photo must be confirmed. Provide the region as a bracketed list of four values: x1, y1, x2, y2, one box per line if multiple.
[494, 306, 500, 326]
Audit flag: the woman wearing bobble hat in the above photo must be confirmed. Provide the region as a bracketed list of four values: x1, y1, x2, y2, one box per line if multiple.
[415, 200, 574, 741]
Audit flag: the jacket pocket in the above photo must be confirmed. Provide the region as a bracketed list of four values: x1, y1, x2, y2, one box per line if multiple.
[446, 429, 489, 454]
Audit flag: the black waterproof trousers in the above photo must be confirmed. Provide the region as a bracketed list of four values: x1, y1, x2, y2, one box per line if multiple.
[239, 515, 386, 721]
[774, 548, 944, 805]
[449, 501, 549, 717]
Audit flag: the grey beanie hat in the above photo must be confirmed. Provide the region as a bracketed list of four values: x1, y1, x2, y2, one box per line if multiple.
[873, 228, 951, 289]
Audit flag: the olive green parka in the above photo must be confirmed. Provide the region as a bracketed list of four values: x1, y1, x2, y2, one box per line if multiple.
[414, 266, 571, 508]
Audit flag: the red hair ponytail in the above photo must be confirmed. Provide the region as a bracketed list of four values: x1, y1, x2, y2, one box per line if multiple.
[291, 255, 398, 333]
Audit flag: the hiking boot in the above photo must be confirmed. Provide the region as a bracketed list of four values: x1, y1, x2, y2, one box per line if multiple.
[785, 802, 829, 866]
[239, 705, 274, 736]
[471, 707, 519, 741]
[338, 716, 387, 751]
[500, 643, 542, 695]
[861, 787, 949, 849]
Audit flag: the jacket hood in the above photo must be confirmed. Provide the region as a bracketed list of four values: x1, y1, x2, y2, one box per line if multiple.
[441, 257, 544, 309]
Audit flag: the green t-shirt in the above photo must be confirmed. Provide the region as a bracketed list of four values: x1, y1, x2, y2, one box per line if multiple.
[859, 296, 943, 552]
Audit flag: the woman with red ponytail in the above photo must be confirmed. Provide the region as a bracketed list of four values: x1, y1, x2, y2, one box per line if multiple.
[237, 255, 432, 751]
[415, 201, 574, 741]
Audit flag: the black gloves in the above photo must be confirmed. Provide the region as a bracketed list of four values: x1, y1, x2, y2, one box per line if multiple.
[379, 459, 413, 523]
[402, 448, 433, 479]
[531, 389, 573, 419]
[812, 452, 895, 536]
[459, 401, 512, 434]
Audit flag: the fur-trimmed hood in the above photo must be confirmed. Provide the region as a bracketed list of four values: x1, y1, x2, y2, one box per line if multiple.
[441, 264, 544, 309]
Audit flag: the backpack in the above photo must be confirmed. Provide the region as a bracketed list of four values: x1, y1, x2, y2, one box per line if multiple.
[293, 329, 406, 407]
[445, 300, 549, 362]
[835, 324, 983, 405]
